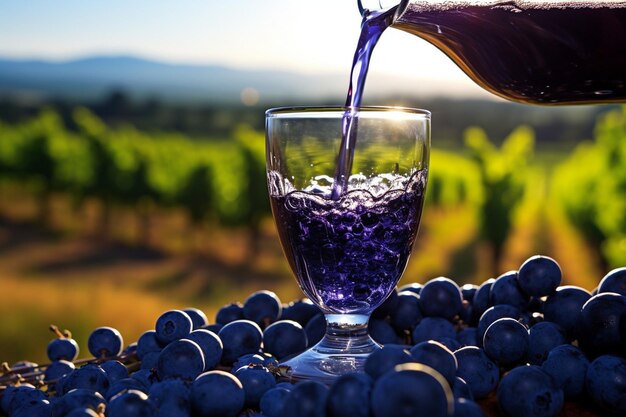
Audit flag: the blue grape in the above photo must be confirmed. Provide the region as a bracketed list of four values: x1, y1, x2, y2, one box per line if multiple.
[139, 351, 159, 370]
[541, 344, 589, 397]
[476, 305, 521, 346]
[52, 389, 105, 416]
[490, 271, 529, 309]
[454, 346, 499, 399]
[390, 291, 422, 331]
[186, 329, 223, 370]
[231, 353, 266, 372]
[460, 301, 473, 325]
[100, 360, 128, 384]
[521, 312, 545, 328]
[156, 339, 205, 381]
[398, 282, 422, 295]
[598, 267, 626, 297]
[122, 342, 137, 356]
[452, 376, 474, 400]
[371, 363, 454, 417]
[261, 351, 281, 368]
[215, 303, 244, 325]
[64, 408, 98, 417]
[460, 284, 478, 325]
[243, 290, 282, 327]
[276, 381, 294, 391]
[190, 370, 244, 417]
[364, 344, 413, 380]
[528, 321, 567, 365]
[155, 310, 193, 346]
[61, 364, 110, 395]
[107, 389, 156, 417]
[47, 338, 79, 361]
[461, 284, 479, 303]
[280, 299, 320, 327]
[457, 327, 478, 347]
[585, 355, 626, 415]
[87, 327, 123, 358]
[1, 384, 46, 416]
[263, 320, 307, 360]
[148, 379, 191, 417]
[543, 286, 591, 339]
[578, 292, 626, 357]
[136, 330, 162, 359]
[12, 400, 52, 417]
[412, 317, 456, 344]
[483, 318, 529, 367]
[106, 378, 148, 400]
[409, 340, 458, 386]
[43, 360, 75, 383]
[183, 307, 208, 329]
[201, 323, 223, 334]
[453, 398, 486, 417]
[260, 387, 290, 417]
[418, 277, 463, 320]
[11, 361, 38, 375]
[497, 365, 564, 417]
[235, 364, 276, 408]
[304, 314, 326, 347]
[518, 255, 562, 297]
[130, 369, 157, 390]
[369, 319, 400, 345]
[438, 337, 461, 352]
[471, 279, 495, 325]
[327, 373, 373, 417]
[218, 319, 263, 364]
[281, 380, 329, 417]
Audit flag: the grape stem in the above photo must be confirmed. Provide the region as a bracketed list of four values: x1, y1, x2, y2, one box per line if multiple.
[0, 352, 139, 388]
[49, 324, 68, 339]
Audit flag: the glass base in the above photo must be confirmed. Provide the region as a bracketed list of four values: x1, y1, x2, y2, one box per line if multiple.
[280, 314, 380, 384]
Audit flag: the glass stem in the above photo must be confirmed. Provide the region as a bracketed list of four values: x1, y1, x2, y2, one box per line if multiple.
[314, 314, 380, 355]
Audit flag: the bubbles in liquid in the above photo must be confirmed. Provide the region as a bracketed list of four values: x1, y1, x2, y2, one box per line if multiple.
[270, 170, 427, 314]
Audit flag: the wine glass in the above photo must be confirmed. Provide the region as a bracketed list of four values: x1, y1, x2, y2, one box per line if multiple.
[266, 106, 430, 382]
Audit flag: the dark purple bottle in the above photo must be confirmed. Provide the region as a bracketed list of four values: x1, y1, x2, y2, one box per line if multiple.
[393, 1, 626, 104]
[269, 170, 427, 314]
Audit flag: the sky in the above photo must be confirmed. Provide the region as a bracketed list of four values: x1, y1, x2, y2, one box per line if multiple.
[0, 0, 485, 97]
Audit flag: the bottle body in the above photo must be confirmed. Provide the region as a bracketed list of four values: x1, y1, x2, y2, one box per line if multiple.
[373, 1, 626, 104]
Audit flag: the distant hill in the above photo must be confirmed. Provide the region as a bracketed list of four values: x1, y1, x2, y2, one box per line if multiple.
[0, 55, 337, 102]
[0, 55, 487, 104]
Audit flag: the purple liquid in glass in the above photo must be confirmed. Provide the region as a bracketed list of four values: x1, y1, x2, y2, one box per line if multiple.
[269, 170, 427, 314]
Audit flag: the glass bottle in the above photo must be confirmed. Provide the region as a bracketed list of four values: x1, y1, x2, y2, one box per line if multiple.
[360, 0, 626, 104]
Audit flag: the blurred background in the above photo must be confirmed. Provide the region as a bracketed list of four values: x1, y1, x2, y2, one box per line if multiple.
[0, 1, 624, 362]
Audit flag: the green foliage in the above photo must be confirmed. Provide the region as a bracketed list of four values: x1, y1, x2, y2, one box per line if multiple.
[465, 125, 535, 269]
[233, 125, 271, 228]
[426, 149, 483, 208]
[553, 106, 626, 267]
[0, 109, 270, 235]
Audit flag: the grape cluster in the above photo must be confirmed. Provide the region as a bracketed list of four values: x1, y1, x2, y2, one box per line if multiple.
[1, 257, 625, 417]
